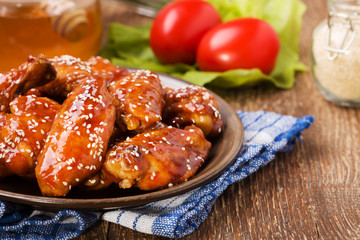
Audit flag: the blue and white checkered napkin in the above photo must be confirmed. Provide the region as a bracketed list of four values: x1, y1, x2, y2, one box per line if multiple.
[0, 111, 313, 240]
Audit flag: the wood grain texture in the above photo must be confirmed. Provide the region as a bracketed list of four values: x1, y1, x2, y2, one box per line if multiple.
[76, 0, 360, 239]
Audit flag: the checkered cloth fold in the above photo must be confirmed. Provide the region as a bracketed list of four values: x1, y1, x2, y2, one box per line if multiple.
[0, 111, 313, 239]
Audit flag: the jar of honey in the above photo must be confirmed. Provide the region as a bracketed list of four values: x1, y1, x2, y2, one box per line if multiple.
[0, 0, 102, 72]
[311, 0, 360, 107]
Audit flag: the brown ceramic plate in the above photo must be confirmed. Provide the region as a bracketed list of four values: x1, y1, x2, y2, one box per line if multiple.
[0, 72, 244, 210]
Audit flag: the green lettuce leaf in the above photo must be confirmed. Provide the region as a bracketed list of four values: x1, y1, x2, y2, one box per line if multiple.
[101, 0, 306, 89]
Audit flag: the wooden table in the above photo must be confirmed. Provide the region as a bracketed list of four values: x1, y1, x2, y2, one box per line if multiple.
[77, 0, 360, 238]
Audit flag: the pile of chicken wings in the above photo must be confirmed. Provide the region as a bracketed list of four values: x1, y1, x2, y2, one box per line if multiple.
[0, 55, 223, 197]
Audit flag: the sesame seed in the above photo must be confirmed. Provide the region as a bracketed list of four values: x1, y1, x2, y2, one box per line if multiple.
[89, 179, 96, 184]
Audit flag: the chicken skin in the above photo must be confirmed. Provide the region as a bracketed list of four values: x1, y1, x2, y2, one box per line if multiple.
[82, 121, 168, 189]
[85, 125, 211, 191]
[0, 95, 60, 178]
[162, 86, 223, 138]
[27, 55, 128, 101]
[108, 70, 164, 131]
[35, 76, 116, 197]
[26, 55, 92, 101]
[87, 56, 128, 84]
[0, 55, 56, 112]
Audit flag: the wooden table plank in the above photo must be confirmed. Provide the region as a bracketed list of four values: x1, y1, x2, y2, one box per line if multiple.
[76, 0, 360, 239]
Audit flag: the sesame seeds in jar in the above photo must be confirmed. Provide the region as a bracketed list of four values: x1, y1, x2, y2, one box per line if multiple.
[311, 0, 360, 107]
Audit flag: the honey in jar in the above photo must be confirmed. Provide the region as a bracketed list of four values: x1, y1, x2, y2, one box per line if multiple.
[0, 0, 102, 72]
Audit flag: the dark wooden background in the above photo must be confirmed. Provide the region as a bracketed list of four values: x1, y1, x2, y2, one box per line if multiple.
[76, 0, 360, 238]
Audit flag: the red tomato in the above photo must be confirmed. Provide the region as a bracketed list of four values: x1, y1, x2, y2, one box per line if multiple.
[150, 0, 221, 65]
[196, 18, 280, 75]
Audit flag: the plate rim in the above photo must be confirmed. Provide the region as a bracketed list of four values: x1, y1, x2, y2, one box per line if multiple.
[0, 70, 244, 210]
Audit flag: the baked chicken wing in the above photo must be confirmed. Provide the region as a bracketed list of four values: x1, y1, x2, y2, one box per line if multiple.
[85, 125, 211, 191]
[162, 86, 223, 138]
[108, 70, 164, 131]
[27, 56, 128, 101]
[0, 95, 60, 178]
[26, 55, 92, 100]
[35, 76, 116, 197]
[87, 56, 128, 84]
[0, 55, 56, 112]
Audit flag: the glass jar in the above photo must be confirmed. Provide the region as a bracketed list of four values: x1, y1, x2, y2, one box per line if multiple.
[311, 0, 360, 107]
[0, 0, 102, 72]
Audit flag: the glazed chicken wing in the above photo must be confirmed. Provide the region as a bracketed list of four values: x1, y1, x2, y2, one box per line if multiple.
[26, 55, 92, 100]
[35, 76, 116, 197]
[85, 125, 211, 191]
[0, 95, 60, 178]
[108, 70, 164, 131]
[0, 55, 56, 112]
[27, 56, 128, 101]
[87, 56, 128, 84]
[162, 86, 223, 138]
[106, 121, 168, 152]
